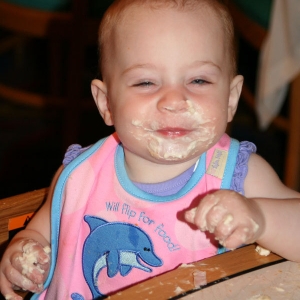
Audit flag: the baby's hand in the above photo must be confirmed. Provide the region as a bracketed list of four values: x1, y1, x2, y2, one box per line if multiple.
[185, 190, 264, 250]
[0, 239, 51, 299]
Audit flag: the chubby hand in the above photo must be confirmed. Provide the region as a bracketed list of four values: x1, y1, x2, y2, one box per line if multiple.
[185, 190, 265, 250]
[0, 238, 51, 299]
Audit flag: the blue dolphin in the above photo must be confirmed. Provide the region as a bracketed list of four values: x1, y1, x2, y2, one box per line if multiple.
[71, 215, 163, 299]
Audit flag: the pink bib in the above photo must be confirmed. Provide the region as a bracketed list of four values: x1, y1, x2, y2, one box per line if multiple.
[37, 133, 239, 299]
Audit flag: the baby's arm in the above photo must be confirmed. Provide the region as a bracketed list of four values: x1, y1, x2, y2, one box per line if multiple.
[0, 166, 63, 299]
[244, 153, 300, 261]
[185, 153, 300, 262]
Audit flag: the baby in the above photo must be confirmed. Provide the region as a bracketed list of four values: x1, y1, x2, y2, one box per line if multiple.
[1, 0, 300, 299]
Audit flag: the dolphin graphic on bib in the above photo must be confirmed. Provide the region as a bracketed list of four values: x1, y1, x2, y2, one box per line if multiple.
[71, 216, 163, 299]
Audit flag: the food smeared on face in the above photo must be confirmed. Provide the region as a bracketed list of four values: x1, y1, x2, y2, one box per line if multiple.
[131, 100, 216, 160]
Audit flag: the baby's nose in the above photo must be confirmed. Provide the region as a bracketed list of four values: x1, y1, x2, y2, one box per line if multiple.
[157, 88, 189, 113]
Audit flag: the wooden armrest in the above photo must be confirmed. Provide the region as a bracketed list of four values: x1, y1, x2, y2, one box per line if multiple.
[0, 188, 48, 254]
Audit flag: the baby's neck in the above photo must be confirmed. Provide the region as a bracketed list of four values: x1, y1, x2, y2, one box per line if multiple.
[124, 151, 200, 184]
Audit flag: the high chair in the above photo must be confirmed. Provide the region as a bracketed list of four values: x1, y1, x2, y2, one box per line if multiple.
[0, 0, 111, 147]
[226, 0, 300, 191]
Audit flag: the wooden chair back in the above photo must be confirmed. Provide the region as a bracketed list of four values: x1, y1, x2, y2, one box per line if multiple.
[226, 1, 300, 190]
[0, 0, 101, 147]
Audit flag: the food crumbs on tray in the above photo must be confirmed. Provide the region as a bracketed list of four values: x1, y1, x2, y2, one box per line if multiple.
[193, 270, 207, 287]
[255, 245, 271, 256]
[174, 286, 185, 295]
[179, 263, 195, 268]
[248, 295, 271, 300]
[180, 280, 191, 285]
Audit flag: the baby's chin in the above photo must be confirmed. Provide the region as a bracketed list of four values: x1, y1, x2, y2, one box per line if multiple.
[147, 135, 212, 162]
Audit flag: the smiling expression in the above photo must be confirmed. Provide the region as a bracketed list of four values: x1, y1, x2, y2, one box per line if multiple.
[95, 3, 240, 170]
[130, 99, 215, 160]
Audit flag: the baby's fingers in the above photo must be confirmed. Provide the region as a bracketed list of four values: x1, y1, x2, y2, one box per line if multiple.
[3, 265, 43, 294]
[11, 252, 46, 284]
[10, 241, 50, 285]
[37, 246, 51, 265]
[221, 227, 250, 250]
[0, 275, 23, 300]
[216, 217, 260, 250]
[185, 193, 220, 231]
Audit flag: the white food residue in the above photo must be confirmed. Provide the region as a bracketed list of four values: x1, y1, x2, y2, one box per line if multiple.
[255, 245, 271, 256]
[179, 263, 195, 268]
[223, 214, 233, 226]
[43, 245, 51, 254]
[174, 286, 185, 295]
[193, 270, 207, 287]
[247, 295, 271, 300]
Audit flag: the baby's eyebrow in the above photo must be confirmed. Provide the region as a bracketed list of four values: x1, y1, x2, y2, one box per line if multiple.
[190, 60, 222, 72]
[122, 63, 157, 76]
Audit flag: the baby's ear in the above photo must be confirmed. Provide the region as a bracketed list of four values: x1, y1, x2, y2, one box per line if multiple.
[91, 79, 114, 126]
[227, 75, 243, 122]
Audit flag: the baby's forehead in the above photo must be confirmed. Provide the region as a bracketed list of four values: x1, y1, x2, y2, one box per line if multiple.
[112, 3, 225, 43]
[101, 1, 233, 78]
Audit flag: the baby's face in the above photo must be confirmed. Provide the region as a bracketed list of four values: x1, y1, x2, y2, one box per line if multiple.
[102, 4, 236, 166]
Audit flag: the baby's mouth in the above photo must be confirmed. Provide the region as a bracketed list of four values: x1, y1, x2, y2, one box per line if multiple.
[155, 128, 192, 138]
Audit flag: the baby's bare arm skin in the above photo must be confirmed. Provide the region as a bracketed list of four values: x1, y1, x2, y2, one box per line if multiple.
[185, 153, 300, 262]
[0, 166, 63, 299]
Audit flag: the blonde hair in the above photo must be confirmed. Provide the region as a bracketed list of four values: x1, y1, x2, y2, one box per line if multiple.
[98, 0, 237, 79]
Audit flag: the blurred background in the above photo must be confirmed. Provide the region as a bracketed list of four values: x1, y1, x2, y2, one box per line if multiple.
[0, 0, 299, 199]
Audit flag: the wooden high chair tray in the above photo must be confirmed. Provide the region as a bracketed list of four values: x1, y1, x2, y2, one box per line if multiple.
[109, 244, 285, 299]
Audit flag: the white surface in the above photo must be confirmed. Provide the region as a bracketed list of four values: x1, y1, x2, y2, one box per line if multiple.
[183, 260, 300, 300]
[255, 0, 300, 129]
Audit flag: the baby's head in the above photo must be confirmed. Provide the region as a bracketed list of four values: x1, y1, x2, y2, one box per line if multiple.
[92, 0, 243, 168]
[99, 0, 237, 80]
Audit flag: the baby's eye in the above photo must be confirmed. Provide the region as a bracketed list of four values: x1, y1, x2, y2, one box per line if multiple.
[133, 81, 154, 87]
[191, 79, 208, 85]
